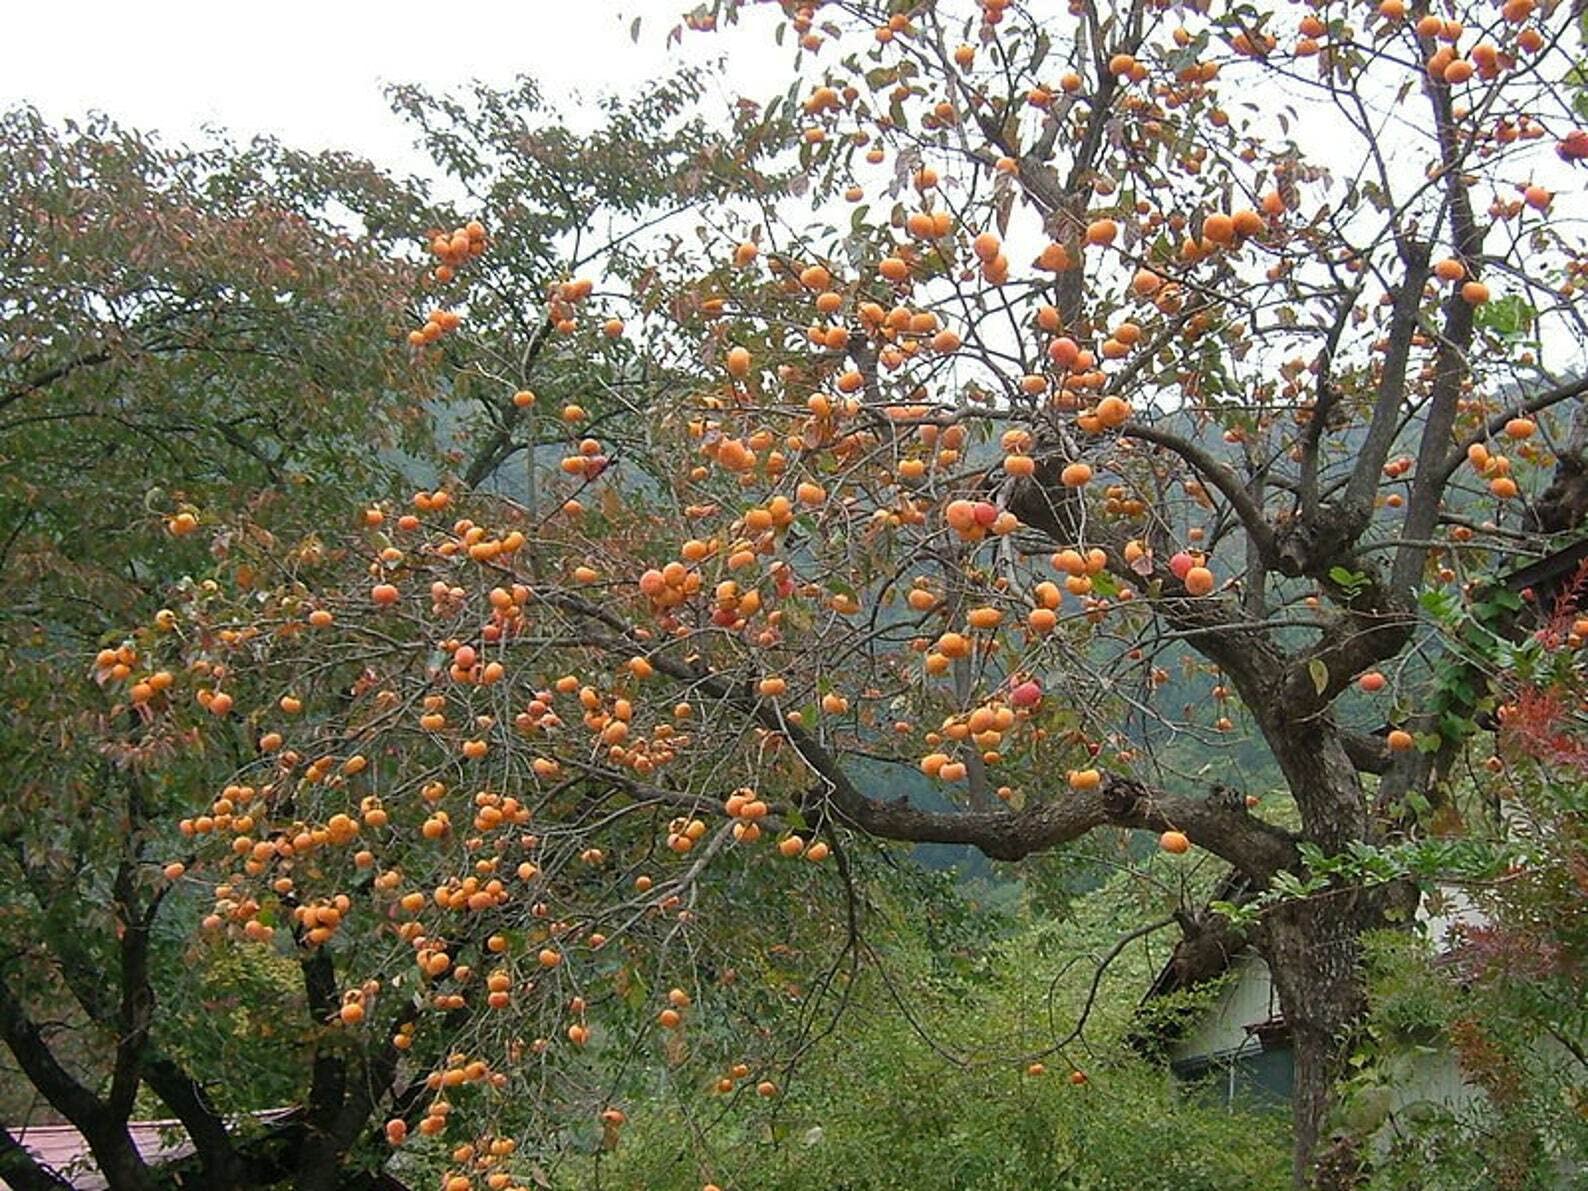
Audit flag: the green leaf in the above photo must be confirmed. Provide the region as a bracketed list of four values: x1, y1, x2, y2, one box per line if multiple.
[1472, 293, 1535, 338]
[1491, 588, 1524, 613]
[1309, 658, 1330, 696]
[1328, 566, 1367, 593]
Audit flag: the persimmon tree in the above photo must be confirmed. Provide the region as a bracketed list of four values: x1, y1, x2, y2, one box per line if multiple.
[383, 70, 797, 491]
[36, 1, 1588, 1189]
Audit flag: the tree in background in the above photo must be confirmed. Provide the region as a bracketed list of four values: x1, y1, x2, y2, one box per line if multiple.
[9, 0, 1588, 1188]
[0, 70, 796, 1191]
[0, 104, 433, 1191]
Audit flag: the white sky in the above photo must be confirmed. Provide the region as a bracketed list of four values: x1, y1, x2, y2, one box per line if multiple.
[1, 0, 781, 178]
[6, 0, 1583, 382]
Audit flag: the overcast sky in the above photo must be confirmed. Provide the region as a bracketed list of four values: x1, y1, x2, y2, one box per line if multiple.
[10, 4, 1580, 207]
[8, 1, 1583, 378]
[1, 0, 780, 177]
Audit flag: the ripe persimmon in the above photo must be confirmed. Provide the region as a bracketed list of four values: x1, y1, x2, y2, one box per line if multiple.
[1085, 218, 1118, 246]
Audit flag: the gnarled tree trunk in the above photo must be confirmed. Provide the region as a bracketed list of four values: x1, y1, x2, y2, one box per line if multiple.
[1257, 883, 1414, 1187]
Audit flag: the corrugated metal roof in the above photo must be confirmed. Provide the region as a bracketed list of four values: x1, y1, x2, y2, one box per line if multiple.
[1, 1108, 295, 1190]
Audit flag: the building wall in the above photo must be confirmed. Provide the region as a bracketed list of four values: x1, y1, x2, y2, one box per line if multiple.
[1168, 952, 1278, 1066]
[1165, 887, 1487, 1116]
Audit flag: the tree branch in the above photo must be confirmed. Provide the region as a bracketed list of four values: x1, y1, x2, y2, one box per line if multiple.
[1341, 729, 1394, 776]
[1437, 371, 1588, 490]
[0, 981, 108, 1139]
[1391, 65, 1485, 596]
[141, 1058, 245, 1187]
[462, 313, 557, 488]
[545, 591, 1300, 883]
[0, 980, 152, 1191]
[0, 350, 113, 413]
[1335, 245, 1430, 547]
[1122, 421, 1278, 563]
[106, 855, 153, 1121]
[800, 762, 1299, 882]
[1298, 293, 1358, 522]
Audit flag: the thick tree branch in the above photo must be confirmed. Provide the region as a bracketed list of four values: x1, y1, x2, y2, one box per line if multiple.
[106, 856, 153, 1122]
[0, 981, 152, 1191]
[1437, 371, 1588, 490]
[1341, 730, 1394, 776]
[298, 945, 347, 1148]
[800, 763, 1299, 882]
[4, 821, 254, 1187]
[0, 982, 108, 1140]
[1280, 607, 1416, 716]
[1338, 250, 1429, 540]
[546, 590, 1300, 884]
[141, 1058, 246, 1188]
[1391, 70, 1485, 596]
[326, 1000, 422, 1157]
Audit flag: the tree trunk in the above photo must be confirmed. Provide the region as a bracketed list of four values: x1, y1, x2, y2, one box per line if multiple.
[1244, 706, 1394, 1184]
[1257, 881, 1417, 1187]
[78, 1119, 156, 1191]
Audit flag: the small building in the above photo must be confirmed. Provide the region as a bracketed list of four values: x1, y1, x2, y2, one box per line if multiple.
[1134, 880, 1487, 1120]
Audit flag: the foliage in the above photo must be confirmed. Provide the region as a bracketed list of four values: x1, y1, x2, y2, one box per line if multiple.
[1333, 589, 1588, 1188]
[5, 0, 1588, 1188]
[0, 102, 433, 1152]
[559, 875, 1290, 1191]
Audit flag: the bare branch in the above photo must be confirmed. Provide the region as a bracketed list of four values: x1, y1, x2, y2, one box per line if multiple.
[1122, 420, 1278, 563]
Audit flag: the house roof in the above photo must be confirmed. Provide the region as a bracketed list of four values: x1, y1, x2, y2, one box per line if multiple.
[1, 1109, 295, 1190]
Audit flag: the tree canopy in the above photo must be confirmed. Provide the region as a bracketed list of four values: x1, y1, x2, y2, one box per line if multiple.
[3, 1, 1588, 1189]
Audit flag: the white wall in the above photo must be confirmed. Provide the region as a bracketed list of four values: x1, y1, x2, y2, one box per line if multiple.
[1169, 951, 1280, 1065]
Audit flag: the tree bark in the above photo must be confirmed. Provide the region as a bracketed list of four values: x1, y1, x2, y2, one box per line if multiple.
[1256, 879, 1417, 1187]
[1260, 896, 1364, 1186]
[141, 1059, 250, 1190]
